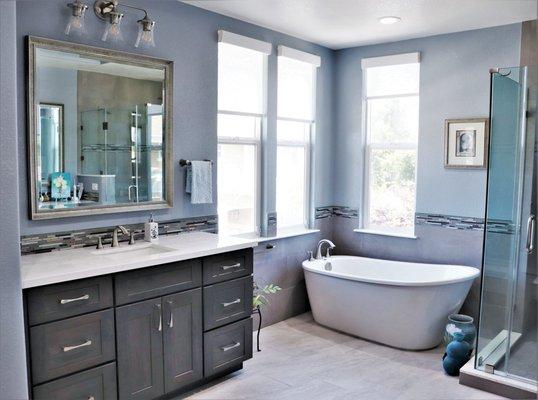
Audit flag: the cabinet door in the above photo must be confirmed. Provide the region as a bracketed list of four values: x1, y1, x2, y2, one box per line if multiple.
[162, 288, 203, 393]
[116, 298, 164, 400]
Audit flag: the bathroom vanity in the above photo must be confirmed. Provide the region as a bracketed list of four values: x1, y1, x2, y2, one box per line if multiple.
[21, 232, 257, 400]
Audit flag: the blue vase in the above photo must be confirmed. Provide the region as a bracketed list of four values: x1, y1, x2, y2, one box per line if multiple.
[443, 314, 476, 351]
[443, 333, 471, 376]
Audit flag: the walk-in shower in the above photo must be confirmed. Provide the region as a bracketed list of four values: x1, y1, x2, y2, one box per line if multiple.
[475, 66, 537, 388]
[79, 104, 164, 204]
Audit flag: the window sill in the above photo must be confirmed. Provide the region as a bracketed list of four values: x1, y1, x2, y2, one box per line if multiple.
[235, 228, 321, 243]
[353, 228, 417, 240]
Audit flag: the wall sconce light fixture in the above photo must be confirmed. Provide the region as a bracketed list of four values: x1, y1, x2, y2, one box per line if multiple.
[65, 0, 89, 36]
[100, 9, 124, 43]
[65, 0, 156, 48]
[135, 15, 156, 48]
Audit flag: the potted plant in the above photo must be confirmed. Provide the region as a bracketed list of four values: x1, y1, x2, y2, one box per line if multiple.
[252, 282, 281, 351]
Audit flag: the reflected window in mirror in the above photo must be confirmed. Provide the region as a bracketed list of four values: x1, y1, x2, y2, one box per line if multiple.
[37, 103, 64, 200]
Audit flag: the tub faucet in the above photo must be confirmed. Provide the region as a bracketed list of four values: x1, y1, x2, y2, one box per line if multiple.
[316, 239, 335, 260]
[112, 225, 129, 248]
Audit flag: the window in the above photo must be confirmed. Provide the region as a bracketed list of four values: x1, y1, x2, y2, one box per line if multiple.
[217, 32, 270, 235]
[276, 47, 319, 230]
[362, 53, 420, 235]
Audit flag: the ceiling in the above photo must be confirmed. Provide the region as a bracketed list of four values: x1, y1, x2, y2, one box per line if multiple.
[182, 0, 536, 49]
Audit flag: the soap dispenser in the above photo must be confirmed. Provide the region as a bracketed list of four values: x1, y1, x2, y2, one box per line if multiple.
[144, 213, 159, 242]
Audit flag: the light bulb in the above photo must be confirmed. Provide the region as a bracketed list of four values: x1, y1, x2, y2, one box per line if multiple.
[135, 17, 156, 48]
[65, 0, 88, 36]
[101, 12, 124, 43]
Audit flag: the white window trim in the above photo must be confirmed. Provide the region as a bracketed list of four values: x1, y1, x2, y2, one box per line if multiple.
[218, 30, 272, 55]
[276, 117, 313, 230]
[217, 125, 262, 235]
[361, 52, 420, 69]
[361, 56, 420, 236]
[276, 51, 317, 231]
[277, 45, 321, 67]
[217, 40, 268, 236]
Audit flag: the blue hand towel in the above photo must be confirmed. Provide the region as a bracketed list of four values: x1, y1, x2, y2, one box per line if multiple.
[186, 160, 213, 204]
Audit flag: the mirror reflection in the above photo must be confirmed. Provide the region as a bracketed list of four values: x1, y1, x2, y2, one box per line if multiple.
[33, 46, 168, 214]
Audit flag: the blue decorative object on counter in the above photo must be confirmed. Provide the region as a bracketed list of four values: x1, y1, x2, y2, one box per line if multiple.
[443, 313, 476, 350]
[50, 172, 73, 200]
[443, 333, 471, 376]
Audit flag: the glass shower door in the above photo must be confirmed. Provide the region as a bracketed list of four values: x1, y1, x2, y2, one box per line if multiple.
[476, 66, 537, 384]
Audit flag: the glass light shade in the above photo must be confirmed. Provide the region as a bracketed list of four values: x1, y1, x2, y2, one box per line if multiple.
[135, 19, 156, 48]
[64, 1, 88, 36]
[101, 13, 124, 43]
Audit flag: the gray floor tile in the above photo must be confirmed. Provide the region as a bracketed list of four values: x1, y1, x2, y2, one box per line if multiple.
[182, 312, 507, 400]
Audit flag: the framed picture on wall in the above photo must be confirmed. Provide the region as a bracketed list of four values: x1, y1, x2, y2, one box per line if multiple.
[444, 118, 489, 169]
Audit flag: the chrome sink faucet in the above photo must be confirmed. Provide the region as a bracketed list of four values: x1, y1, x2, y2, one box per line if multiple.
[112, 225, 130, 247]
[316, 239, 335, 260]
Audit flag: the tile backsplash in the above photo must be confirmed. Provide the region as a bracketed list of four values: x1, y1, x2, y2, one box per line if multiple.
[20, 215, 217, 255]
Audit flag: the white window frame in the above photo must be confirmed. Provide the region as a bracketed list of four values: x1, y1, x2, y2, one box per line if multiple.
[276, 47, 319, 231]
[217, 33, 270, 236]
[276, 116, 313, 230]
[217, 110, 263, 235]
[361, 53, 420, 235]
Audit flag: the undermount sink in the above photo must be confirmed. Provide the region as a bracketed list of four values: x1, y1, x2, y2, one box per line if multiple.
[92, 243, 176, 257]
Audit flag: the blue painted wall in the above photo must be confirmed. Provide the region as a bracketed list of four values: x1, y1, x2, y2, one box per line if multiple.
[0, 2, 29, 399]
[334, 23, 522, 219]
[16, 0, 336, 235]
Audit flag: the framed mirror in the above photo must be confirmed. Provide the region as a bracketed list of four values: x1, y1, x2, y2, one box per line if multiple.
[27, 36, 173, 219]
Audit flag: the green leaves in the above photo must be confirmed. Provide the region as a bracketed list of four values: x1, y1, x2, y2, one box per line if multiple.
[263, 284, 282, 294]
[253, 282, 282, 308]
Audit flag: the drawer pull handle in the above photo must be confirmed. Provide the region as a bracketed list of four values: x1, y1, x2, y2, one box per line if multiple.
[222, 298, 241, 307]
[167, 301, 174, 328]
[221, 263, 241, 271]
[221, 342, 241, 352]
[60, 294, 90, 304]
[154, 303, 162, 332]
[62, 339, 92, 352]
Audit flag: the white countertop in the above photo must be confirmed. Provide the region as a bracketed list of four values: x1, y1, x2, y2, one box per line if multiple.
[21, 232, 258, 289]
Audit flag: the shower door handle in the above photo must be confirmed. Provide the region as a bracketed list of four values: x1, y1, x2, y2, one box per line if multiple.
[526, 214, 535, 254]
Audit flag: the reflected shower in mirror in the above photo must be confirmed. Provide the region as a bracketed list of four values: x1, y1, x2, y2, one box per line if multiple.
[28, 37, 173, 219]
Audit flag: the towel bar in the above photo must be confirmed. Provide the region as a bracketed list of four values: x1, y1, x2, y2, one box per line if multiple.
[179, 159, 213, 167]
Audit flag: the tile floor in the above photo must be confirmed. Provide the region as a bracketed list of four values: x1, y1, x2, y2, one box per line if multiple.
[183, 313, 505, 400]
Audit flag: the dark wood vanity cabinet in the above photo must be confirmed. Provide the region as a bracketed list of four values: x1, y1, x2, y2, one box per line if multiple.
[116, 289, 203, 400]
[25, 247, 254, 400]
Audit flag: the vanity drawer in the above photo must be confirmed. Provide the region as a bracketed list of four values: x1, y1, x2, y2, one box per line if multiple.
[204, 317, 252, 378]
[115, 259, 202, 305]
[203, 249, 253, 285]
[30, 309, 116, 384]
[33, 362, 117, 400]
[203, 276, 253, 331]
[27, 276, 113, 326]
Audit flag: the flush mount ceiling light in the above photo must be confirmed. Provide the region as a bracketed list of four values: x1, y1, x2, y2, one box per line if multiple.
[65, 0, 89, 36]
[378, 16, 402, 25]
[65, 0, 157, 48]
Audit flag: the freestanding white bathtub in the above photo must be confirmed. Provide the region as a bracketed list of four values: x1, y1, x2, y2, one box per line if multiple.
[303, 256, 480, 350]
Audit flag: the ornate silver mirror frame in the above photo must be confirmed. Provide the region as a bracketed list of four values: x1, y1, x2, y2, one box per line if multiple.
[27, 36, 173, 220]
